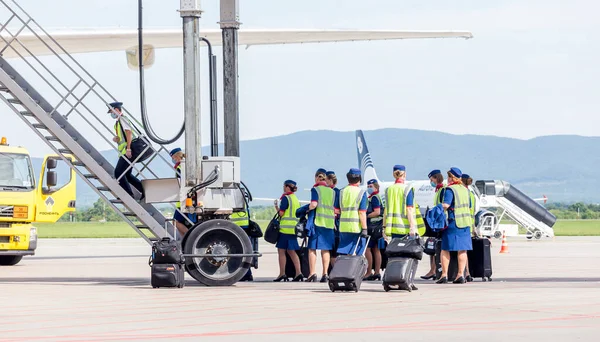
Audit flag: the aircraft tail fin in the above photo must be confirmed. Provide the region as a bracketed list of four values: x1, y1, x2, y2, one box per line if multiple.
[356, 130, 380, 185]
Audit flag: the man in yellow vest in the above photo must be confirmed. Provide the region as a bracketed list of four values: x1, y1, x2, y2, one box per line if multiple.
[334, 168, 369, 257]
[108, 101, 144, 201]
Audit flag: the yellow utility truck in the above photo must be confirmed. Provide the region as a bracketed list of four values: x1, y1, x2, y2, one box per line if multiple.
[0, 137, 76, 265]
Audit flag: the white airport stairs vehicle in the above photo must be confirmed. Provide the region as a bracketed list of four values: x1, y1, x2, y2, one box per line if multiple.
[495, 197, 554, 239]
[0, 0, 181, 244]
[475, 180, 556, 239]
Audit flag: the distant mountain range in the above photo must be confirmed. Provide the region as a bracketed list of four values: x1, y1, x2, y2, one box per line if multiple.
[31, 129, 600, 207]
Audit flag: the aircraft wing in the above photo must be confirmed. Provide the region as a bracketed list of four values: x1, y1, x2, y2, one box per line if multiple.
[0, 28, 473, 58]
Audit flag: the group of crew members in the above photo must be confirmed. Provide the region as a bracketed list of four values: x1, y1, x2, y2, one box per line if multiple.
[163, 145, 477, 285]
[271, 165, 478, 285]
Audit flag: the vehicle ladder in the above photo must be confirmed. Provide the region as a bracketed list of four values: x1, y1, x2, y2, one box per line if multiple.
[0, 0, 185, 244]
[495, 197, 554, 238]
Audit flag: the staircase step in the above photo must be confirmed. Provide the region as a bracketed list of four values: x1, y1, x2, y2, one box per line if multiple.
[136, 225, 149, 229]
[72, 160, 85, 167]
[7, 98, 21, 104]
[32, 123, 47, 129]
[83, 174, 99, 179]
[0, 86, 9, 92]
[109, 199, 123, 204]
[45, 136, 60, 142]
[58, 148, 72, 154]
[122, 211, 136, 216]
[19, 111, 33, 116]
[96, 186, 111, 192]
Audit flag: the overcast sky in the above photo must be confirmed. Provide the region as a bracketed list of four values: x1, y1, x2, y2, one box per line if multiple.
[2, 0, 598, 157]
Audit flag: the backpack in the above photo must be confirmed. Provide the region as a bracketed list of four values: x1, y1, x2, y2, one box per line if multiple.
[149, 237, 184, 265]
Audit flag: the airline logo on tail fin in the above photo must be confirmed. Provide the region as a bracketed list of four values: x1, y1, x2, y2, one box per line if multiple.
[355, 130, 379, 185]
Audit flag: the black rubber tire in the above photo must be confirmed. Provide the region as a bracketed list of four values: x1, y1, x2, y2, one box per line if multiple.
[0, 255, 23, 265]
[183, 219, 252, 286]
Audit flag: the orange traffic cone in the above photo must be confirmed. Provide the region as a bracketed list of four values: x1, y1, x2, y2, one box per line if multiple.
[499, 231, 509, 254]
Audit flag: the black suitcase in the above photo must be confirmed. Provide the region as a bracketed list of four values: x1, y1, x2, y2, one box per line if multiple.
[328, 236, 369, 292]
[285, 238, 310, 278]
[382, 257, 418, 292]
[151, 237, 184, 264]
[385, 236, 423, 260]
[151, 263, 185, 288]
[467, 237, 493, 281]
[434, 240, 461, 280]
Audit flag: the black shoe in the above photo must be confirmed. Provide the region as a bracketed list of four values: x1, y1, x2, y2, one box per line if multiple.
[435, 277, 448, 284]
[371, 273, 381, 281]
[466, 275, 474, 282]
[306, 274, 318, 282]
[420, 274, 436, 280]
[410, 284, 418, 291]
[273, 275, 288, 282]
[453, 277, 466, 284]
[292, 274, 304, 282]
[320, 275, 329, 283]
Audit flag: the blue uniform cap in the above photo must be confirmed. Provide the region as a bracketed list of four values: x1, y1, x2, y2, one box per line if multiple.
[449, 167, 462, 178]
[316, 168, 327, 174]
[428, 169, 441, 178]
[326, 171, 335, 176]
[367, 179, 378, 185]
[461, 173, 470, 179]
[107, 101, 123, 113]
[284, 179, 297, 186]
[169, 147, 182, 156]
[393, 164, 406, 171]
[348, 168, 361, 175]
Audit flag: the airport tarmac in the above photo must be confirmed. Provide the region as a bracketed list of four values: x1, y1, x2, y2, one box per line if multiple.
[1, 236, 599, 342]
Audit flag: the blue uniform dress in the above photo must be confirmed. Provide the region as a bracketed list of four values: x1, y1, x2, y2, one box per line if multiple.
[275, 195, 301, 251]
[307, 186, 335, 251]
[334, 189, 368, 255]
[366, 192, 382, 248]
[391, 188, 414, 239]
[441, 188, 473, 251]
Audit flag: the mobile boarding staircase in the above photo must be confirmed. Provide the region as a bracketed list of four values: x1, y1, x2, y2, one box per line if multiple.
[0, 0, 186, 244]
[475, 180, 556, 239]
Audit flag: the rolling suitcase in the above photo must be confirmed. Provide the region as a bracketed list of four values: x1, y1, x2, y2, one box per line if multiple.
[328, 236, 370, 292]
[382, 257, 418, 292]
[151, 263, 185, 288]
[285, 238, 310, 278]
[467, 237, 493, 281]
[434, 240, 461, 280]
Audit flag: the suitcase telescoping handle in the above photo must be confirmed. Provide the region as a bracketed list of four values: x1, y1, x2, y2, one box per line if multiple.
[352, 235, 371, 256]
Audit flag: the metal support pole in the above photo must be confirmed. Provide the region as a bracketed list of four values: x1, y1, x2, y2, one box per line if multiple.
[219, 0, 240, 157]
[180, 0, 203, 186]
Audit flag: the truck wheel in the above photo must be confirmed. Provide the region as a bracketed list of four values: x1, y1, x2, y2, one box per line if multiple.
[0, 255, 23, 265]
[183, 219, 252, 286]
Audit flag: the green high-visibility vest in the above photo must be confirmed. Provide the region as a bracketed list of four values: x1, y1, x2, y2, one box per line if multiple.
[385, 183, 408, 235]
[339, 186, 366, 234]
[314, 185, 335, 229]
[279, 194, 300, 235]
[434, 186, 445, 206]
[114, 118, 136, 156]
[469, 190, 476, 227]
[447, 184, 472, 229]
[414, 202, 426, 236]
[230, 210, 249, 228]
[369, 193, 384, 223]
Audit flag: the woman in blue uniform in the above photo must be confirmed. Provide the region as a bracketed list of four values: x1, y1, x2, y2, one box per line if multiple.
[326, 170, 341, 264]
[307, 169, 336, 283]
[364, 179, 383, 281]
[436, 167, 473, 284]
[169, 148, 192, 238]
[334, 168, 368, 256]
[421, 169, 445, 280]
[273, 180, 304, 282]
